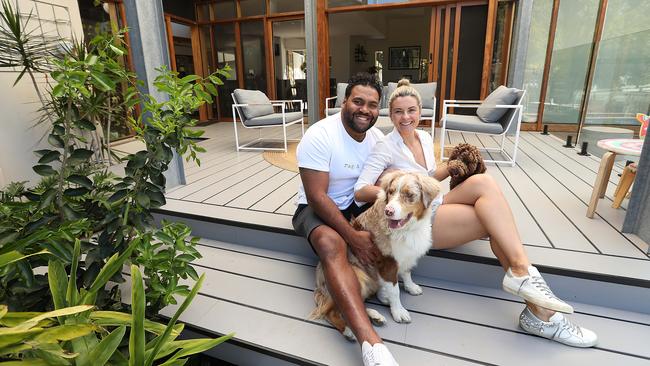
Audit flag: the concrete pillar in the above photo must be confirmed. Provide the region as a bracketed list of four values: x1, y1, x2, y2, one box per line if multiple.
[622, 137, 650, 250]
[123, 0, 186, 189]
[304, 0, 320, 124]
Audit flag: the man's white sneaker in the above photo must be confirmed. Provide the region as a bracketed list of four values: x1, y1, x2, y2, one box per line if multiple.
[502, 266, 574, 313]
[519, 307, 598, 347]
[361, 341, 399, 366]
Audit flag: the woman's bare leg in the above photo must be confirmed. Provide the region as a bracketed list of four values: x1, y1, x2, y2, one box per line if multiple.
[441, 174, 530, 276]
[432, 201, 555, 321]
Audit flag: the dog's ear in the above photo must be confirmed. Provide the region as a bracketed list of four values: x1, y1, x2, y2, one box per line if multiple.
[416, 174, 441, 208]
[376, 188, 387, 203]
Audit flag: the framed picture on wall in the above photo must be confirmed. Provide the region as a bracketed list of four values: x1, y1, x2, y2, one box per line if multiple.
[388, 46, 420, 69]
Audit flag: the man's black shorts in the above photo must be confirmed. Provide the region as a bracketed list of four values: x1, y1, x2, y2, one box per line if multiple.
[292, 203, 370, 243]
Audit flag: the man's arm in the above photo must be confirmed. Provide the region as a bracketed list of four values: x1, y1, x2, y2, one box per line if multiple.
[300, 167, 380, 265]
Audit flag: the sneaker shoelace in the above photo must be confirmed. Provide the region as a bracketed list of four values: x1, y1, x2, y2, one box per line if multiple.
[558, 317, 583, 337]
[530, 275, 561, 300]
[363, 351, 378, 366]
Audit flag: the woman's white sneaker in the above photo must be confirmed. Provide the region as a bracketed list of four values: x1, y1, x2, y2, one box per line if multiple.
[502, 266, 574, 313]
[519, 307, 598, 347]
[361, 342, 399, 366]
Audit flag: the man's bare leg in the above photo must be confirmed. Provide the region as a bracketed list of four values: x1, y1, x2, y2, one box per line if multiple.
[310, 225, 382, 344]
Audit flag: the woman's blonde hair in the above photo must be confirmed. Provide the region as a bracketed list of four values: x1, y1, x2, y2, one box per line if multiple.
[388, 79, 422, 111]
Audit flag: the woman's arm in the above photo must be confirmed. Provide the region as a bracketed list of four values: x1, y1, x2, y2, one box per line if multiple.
[355, 185, 382, 204]
[354, 141, 393, 204]
[432, 162, 449, 182]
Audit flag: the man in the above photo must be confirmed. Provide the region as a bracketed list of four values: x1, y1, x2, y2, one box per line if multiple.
[292, 73, 398, 366]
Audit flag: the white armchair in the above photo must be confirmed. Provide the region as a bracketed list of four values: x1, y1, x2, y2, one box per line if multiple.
[231, 89, 305, 152]
[440, 87, 525, 166]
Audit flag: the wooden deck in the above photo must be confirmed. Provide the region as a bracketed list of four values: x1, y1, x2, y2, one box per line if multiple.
[145, 237, 650, 365]
[158, 121, 649, 285]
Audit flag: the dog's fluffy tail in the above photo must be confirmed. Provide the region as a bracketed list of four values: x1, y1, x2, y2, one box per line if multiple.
[309, 286, 334, 320]
[309, 263, 373, 320]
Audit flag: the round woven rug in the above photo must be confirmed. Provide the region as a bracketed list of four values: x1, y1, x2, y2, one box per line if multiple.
[263, 142, 299, 173]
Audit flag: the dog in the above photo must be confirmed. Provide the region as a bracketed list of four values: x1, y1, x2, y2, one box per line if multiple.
[447, 143, 487, 190]
[310, 171, 441, 340]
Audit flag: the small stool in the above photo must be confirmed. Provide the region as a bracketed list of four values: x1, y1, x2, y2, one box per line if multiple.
[612, 163, 637, 208]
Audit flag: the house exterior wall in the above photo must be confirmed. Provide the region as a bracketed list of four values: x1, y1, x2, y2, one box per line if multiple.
[0, 0, 83, 187]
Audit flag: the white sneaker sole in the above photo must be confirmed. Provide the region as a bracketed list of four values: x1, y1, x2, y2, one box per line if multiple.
[519, 324, 598, 348]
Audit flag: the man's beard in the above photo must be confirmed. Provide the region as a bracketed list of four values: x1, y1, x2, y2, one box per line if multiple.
[341, 108, 378, 134]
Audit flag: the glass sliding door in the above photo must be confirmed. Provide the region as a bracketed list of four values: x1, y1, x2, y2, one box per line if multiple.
[543, 0, 599, 134]
[584, 0, 650, 135]
[214, 23, 239, 118]
[272, 19, 307, 108]
[521, 0, 553, 123]
[240, 21, 267, 92]
[328, 7, 432, 85]
[455, 4, 487, 102]
[199, 25, 217, 118]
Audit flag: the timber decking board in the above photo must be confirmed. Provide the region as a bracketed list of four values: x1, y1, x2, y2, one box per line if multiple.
[204, 165, 285, 205]
[276, 193, 299, 215]
[509, 135, 647, 254]
[529, 133, 625, 185]
[250, 175, 301, 213]
[227, 170, 298, 209]
[497, 136, 648, 258]
[152, 240, 650, 365]
[197, 238, 650, 325]
[168, 155, 265, 198]
[522, 133, 627, 209]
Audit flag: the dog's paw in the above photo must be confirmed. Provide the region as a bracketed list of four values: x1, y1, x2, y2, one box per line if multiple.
[404, 282, 423, 296]
[391, 306, 412, 323]
[342, 327, 357, 342]
[366, 308, 386, 326]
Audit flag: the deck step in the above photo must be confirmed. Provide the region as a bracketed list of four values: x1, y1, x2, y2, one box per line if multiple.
[153, 211, 650, 315]
[123, 238, 650, 366]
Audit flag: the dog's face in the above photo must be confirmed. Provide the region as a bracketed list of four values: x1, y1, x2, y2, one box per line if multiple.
[377, 171, 441, 230]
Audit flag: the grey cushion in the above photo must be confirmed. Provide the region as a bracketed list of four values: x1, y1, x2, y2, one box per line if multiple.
[476, 85, 518, 123]
[445, 114, 504, 134]
[420, 108, 435, 118]
[244, 111, 303, 127]
[380, 85, 389, 109]
[495, 89, 525, 131]
[233, 89, 274, 120]
[387, 82, 437, 109]
[327, 107, 341, 116]
[335, 83, 348, 107]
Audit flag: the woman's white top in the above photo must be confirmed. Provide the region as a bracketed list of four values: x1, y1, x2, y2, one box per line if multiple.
[354, 128, 439, 204]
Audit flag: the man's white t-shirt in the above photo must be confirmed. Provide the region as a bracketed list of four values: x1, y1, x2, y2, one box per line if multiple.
[296, 113, 384, 210]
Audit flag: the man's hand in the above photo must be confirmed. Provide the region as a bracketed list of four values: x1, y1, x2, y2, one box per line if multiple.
[348, 230, 381, 266]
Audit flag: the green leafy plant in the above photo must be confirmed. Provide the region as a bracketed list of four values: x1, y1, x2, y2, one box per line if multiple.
[0, 23, 231, 316]
[0, 250, 233, 364]
[132, 221, 201, 316]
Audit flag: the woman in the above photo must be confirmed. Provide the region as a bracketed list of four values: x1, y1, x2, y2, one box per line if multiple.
[354, 80, 597, 347]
